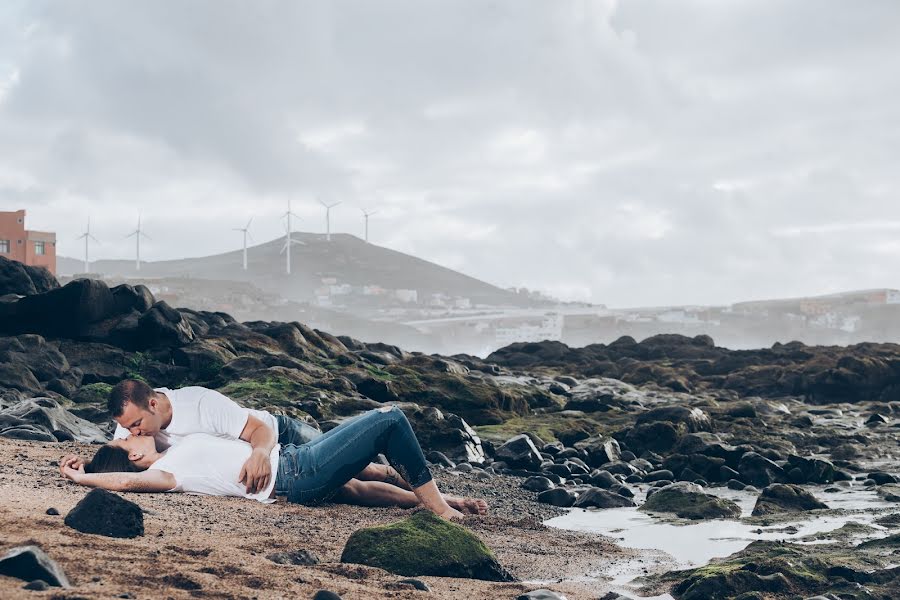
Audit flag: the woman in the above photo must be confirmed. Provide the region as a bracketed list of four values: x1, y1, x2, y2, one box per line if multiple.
[60, 405, 487, 519]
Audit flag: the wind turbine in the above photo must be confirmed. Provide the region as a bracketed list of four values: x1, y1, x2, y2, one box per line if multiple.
[319, 198, 341, 241]
[280, 200, 304, 274]
[76, 218, 100, 274]
[233, 217, 253, 270]
[125, 215, 150, 271]
[360, 208, 378, 243]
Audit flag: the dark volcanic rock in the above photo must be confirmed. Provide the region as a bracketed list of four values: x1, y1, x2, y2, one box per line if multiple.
[625, 421, 680, 454]
[495, 434, 543, 470]
[134, 301, 195, 349]
[0, 278, 116, 338]
[641, 482, 741, 520]
[635, 406, 711, 433]
[0, 545, 70, 587]
[537, 488, 576, 507]
[522, 476, 555, 492]
[574, 435, 621, 468]
[751, 484, 829, 516]
[266, 549, 319, 565]
[0, 256, 59, 296]
[64, 489, 144, 538]
[340, 511, 515, 581]
[738, 452, 785, 487]
[573, 487, 636, 509]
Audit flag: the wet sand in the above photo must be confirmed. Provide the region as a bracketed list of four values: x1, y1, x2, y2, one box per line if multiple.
[0, 439, 630, 599]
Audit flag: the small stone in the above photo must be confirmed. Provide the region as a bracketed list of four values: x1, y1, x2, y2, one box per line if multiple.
[517, 590, 569, 600]
[0, 546, 70, 588]
[312, 591, 342, 600]
[398, 577, 430, 591]
[266, 550, 320, 566]
[23, 580, 50, 591]
[45, 507, 60, 516]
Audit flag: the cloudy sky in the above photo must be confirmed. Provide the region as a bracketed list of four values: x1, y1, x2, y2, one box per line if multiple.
[2, 1, 899, 307]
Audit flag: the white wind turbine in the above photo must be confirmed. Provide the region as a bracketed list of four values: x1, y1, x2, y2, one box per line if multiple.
[76, 218, 100, 274]
[360, 207, 378, 243]
[280, 200, 304, 274]
[125, 215, 150, 271]
[319, 198, 341, 241]
[233, 217, 254, 270]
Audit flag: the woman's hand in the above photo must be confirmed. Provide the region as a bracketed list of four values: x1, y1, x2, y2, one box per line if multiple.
[59, 454, 86, 484]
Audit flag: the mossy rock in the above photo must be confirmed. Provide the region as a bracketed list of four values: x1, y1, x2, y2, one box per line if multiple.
[71, 382, 113, 404]
[641, 482, 741, 520]
[751, 484, 828, 516]
[218, 367, 315, 409]
[340, 511, 515, 581]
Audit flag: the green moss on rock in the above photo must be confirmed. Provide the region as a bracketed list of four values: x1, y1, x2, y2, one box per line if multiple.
[340, 511, 515, 581]
[641, 482, 742, 520]
[72, 382, 113, 404]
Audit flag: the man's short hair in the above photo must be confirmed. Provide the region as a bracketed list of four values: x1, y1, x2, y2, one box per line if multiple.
[108, 379, 155, 417]
[85, 445, 140, 474]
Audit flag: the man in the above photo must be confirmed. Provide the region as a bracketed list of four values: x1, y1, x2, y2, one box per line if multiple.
[69, 379, 321, 494]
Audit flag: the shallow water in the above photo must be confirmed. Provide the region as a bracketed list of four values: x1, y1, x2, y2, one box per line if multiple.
[542, 484, 895, 599]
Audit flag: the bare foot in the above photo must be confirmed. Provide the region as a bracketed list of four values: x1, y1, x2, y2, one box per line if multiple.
[446, 496, 489, 515]
[439, 506, 465, 521]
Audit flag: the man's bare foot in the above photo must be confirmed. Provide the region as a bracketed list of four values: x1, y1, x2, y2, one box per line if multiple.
[439, 506, 465, 520]
[446, 496, 489, 515]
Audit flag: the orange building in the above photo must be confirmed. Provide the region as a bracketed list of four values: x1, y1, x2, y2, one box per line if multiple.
[0, 209, 57, 275]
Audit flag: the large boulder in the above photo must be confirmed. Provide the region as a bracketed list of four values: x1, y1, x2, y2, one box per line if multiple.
[635, 406, 712, 433]
[574, 435, 621, 468]
[573, 488, 636, 509]
[0, 397, 108, 442]
[624, 421, 680, 454]
[0, 279, 116, 338]
[738, 452, 785, 487]
[0, 256, 59, 296]
[133, 301, 195, 349]
[340, 511, 514, 581]
[641, 482, 741, 520]
[751, 484, 829, 516]
[0, 545, 69, 587]
[0, 334, 69, 382]
[406, 406, 485, 464]
[64, 489, 144, 538]
[495, 433, 543, 470]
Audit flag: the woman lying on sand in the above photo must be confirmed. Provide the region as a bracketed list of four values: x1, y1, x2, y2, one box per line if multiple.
[59, 405, 487, 519]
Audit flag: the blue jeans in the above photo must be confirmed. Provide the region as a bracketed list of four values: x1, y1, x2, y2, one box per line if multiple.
[274, 406, 433, 504]
[275, 415, 322, 446]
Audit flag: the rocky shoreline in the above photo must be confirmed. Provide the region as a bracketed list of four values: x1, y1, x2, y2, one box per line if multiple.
[3, 259, 900, 599]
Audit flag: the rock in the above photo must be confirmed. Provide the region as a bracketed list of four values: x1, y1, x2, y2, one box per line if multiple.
[0, 256, 59, 296]
[641, 482, 742, 520]
[0, 545, 69, 587]
[426, 450, 455, 468]
[751, 484, 829, 516]
[876, 484, 900, 502]
[785, 455, 835, 484]
[64, 489, 144, 538]
[574, 435, 621, 468]
[398, 578, 430, 591]
[738, 452, 785, 487]
[340, 511, 514, 581]
[644, 469, 675, 482]
[573, 488, 636, 509]
[635, 406, 712, 433]
[312, 592, 342, 600]
[134, 301, 195, 349]
[408, 408, 485, 464]
[866, 413, 889, 426]
[266, 549, 319, 565]
[0, 279, 116, 339]
[589, 470, 619, 488]
[537, 488, 576, 507]
[0, 362, 41, 394]
[869, 471, 899, 485]
[522, 476, 555, 492]
[495, 434, 543, 470]
[517, 590, 569, 600]
[0, 397, 108, 443]
[46, 507, 59, 516]
[23, 579, 50, 590]
[624, 421, 680, 454]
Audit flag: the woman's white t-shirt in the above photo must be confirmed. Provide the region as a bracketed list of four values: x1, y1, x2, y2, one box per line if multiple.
[148, 433, 280, 503]
[113, 387, 279, 450]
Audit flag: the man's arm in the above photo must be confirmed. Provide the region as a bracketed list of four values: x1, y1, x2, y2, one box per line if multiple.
[59, 459, 175, 493]
[238, 414, 277, 494]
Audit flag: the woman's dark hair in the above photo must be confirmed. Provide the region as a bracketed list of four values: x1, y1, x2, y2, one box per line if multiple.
[84, 445, 140, 474]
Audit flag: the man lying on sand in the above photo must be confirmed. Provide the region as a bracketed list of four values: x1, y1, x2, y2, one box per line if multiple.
[59, 405, 488, 518]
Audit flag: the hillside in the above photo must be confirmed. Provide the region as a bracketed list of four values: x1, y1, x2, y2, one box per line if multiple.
[58, 233, 535, 307]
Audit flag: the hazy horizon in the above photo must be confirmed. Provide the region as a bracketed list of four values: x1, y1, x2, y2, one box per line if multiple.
[3, 1, 899, 307]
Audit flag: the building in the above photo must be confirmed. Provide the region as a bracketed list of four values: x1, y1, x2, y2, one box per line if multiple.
[0, 209, 57, 275]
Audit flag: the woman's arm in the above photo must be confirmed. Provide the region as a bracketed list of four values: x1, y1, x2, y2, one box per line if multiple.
[60, 462, 176, 493]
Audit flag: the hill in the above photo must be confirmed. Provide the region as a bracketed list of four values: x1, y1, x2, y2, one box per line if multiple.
[58, 233, 535, 308]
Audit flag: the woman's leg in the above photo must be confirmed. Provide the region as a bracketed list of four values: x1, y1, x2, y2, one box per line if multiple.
[285, 406, 462, 518]
[333, 479, 489, 515]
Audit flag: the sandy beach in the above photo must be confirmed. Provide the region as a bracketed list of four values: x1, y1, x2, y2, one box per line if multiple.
[0, 438, 630, 599]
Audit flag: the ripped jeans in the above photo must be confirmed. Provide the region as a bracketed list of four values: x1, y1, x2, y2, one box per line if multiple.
[273, 406, 433, 504]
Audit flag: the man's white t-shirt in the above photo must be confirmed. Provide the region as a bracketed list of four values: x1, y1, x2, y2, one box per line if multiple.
[113, 387, 279, 450]
[149, 433, 280, 503]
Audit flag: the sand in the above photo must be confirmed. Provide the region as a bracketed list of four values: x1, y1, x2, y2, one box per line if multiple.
[0, 438, 630, 599]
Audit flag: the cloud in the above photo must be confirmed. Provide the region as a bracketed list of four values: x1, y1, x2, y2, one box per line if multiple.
[1, 1, 899, 307]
